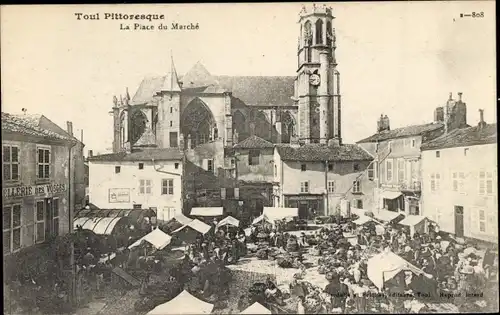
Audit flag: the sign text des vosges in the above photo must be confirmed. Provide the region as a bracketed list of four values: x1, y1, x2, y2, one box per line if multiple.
[3, 183, 67, 198]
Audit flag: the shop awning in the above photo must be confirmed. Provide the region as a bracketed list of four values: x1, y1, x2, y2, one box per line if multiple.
[399, 215, 428, 227]
[263, 207, 298, 221]
[147, 290, 214, 314]
[240, 302, 271, 314]
[380, 190, 402, 200]
[173, 213, 193, 226]
[190, 207, 223, 217]
[252, 214, 273, 225]
[367, 250, 428, 290]
[353, 215, 373, 225]
[173, 219, 211, 235]
[129, 228, 172, 250]
[75, 208, 156, 220]
[73, 216, 128, 235]
[374, 210, 403, 222]
[217, 216, 240, 228]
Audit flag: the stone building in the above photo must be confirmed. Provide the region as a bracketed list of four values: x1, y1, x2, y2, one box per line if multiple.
[357, 92, 470, 216]
[421, 110, 497, 243]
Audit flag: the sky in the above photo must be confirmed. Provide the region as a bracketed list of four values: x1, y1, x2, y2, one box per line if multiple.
[1, 2, 496, 155]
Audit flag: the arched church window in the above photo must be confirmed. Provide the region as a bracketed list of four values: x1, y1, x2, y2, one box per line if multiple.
[304, 21, 312, 46]
[213, 125, 218, 140]
[130, 110, 147, 145]
[315, 19, 323, 44]
[326, 21, 332, 46]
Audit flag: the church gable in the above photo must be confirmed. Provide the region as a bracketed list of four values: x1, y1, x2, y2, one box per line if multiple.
[180, 61, 218, 89]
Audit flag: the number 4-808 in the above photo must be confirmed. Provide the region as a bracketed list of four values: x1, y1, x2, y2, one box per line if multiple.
[472, 12, 484, 18]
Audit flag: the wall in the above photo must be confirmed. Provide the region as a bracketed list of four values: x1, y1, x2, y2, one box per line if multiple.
[157, 93, 181, 149]
[421, 144, 497, 243]
[88, 160, 183, 221]
[2, 138, 71, 255]
[234, 148, 274, 182]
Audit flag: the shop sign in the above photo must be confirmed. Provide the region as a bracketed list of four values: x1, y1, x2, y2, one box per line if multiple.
[3, 183, 67, 198]
[109, 188, 130, 203]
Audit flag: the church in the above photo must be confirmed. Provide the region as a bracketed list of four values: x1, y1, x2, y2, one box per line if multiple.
[93, 4, 374, 220]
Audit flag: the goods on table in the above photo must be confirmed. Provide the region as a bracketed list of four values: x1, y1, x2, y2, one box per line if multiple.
[256, 248, 269, 260]
[286, 237, 299, 253]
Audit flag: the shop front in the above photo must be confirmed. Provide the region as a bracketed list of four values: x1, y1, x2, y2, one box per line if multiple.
[283, 194, 324, 219]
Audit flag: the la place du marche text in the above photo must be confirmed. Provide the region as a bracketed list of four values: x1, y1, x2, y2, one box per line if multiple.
[74, 13, 200, 31]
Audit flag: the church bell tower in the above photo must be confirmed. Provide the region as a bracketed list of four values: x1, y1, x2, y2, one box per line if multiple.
[294, 4, 341, 144]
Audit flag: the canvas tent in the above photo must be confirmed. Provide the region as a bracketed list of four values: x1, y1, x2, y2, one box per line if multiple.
[367, 250, 429, 290]
[146, 290, 214, 314]
[128, 228, 172, 250]
[262, 207, 299, 221]
[173, 213, 193, 226]
[240, 302, 272, 314]
[373, 210, 404, 223]
[190, 207, 223, 217]
[173, 219, 211, 242]
[353, 215, 373, 225]
[398, 215, 429, 236]
[217, 216, 240, 229]
[252, 214, 273, 225]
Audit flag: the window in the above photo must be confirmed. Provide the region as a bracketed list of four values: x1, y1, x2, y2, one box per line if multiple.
[162, 179, 174, 195]
[3, 145, 20, 181]
[315, 19, 323, 44]
[436, 151, 440, 158]
[249, 150, 260, 166]
[207, 159, 214, 173]
[430, 173, 441, 192]
[37, 147, 51, 179]
[479, 171, 494, 195]
[367, 164, 374, 181]
[327, 180, 335, 193]
[234, 187, 240, 199]
[139, 179, 152, 195]
[411, 139, 416, 148]
[301, 164, 307, 171]
[169, 132, 178, 148]
[53, 198, 59, 237]
[452, 172, 466, 193]
[353, 199, 363, 209]
[36, 201, 45, 243]
[138, 163, 144, 170]
[328, 163, 333, 171]
[133, 204, 142, 209]
[464, 148, 469, 156]
[479, 209, 486, 233]
[352, 180, 361, 193]
[274, 165, 277, 177]
[170, 121, 173, 127]
[220, 188, 226, 200]
[231, 159, 235, 167]
[115, 166, 121, 173]
[397, 159, 405, 182]
[3, 204, 22, 254]
[175, 163, 179, 169]
[386, 159, 393, 182]
[353, 164, 360, 172]
[170, 107, 173, 113]
[300, 181, 309, 193]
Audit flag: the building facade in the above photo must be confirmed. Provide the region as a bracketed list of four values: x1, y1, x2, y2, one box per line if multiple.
[357, 92, 469, 215]
[421, 113, 497, 243]
[274, 143, 375, 218]
[2, 112, 79, 256]
[87, 148, 184, 222]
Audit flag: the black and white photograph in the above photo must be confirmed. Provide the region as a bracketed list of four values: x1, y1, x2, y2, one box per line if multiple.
[1, 2, 497, 314]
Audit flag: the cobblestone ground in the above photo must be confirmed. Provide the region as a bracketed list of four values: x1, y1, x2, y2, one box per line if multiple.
[96, 289, 142, 315]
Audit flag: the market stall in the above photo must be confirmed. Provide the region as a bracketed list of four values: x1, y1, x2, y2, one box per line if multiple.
[262, 207, 299, 222]
[190, 207, 224, 217]
[398, 215, 430, 237]
[373, 209, 405, 224]
[217, 215, 240, 229]
[146, 290, 214, 314]
[353, 215, 374, 226]
[129, 228, 172, 251]
[172, 219, 211, 243]
[240, 301, 272, 314]
[73, 216, 136, 249]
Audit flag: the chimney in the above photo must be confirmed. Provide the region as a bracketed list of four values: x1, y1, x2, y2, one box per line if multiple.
[458, 92, 463, 102]
[434, 107, 444, 122]
[80, 129, 84, 143]
[377, 114, 384, 133]
[66, 121, 73, 136]
[478, 109, 486, 129]
[383, 115, 390, 131]
[88, 150, 93, 158]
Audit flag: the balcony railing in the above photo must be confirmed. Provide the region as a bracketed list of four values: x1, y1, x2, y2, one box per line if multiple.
[399, 181, 421, 192]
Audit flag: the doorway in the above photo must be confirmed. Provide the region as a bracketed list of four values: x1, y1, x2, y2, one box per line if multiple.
[454, 206, 464, 238]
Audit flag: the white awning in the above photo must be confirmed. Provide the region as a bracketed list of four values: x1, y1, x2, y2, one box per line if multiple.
[147, 290, 214, 314]
[217, 216, 240, 228]
[353, 215, 373, 225]
[374, 210, 403, 222]
[240, 302, 271, 314]
[263, 207, 299, 221]
[252, 214, 272, 225]
[173, 214, 193, 226]
[190, 207, 223, 217]
[73, 217, 125, 235]
[380, 190, 402, 200]
[129, 228, 172, 250]
[399, 215, 428, 227]
[173, 219, 211, 235]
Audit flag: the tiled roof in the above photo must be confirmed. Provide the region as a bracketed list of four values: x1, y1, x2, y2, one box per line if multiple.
[130, 62, 296, 107]
[133, 127, 157, 147]
[357, 122, 444, 143]
[233, 135, 274, 149]
[1, 112, 74, 142]
[214, 75, 295, 107]
[276, 143, 373, 162]
[87, 148, 183, 162]
[421, 123, 497, 151]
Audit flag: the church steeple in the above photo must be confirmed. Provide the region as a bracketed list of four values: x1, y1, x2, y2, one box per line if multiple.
[294, 4, 341, 145]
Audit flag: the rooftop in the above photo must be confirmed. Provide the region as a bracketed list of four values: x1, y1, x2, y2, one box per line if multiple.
[421, 123, 497, 151]
[276, 143, 373, 162]
[1, 112, 75, 142]
[87, 148, 184, 162]
[233, 135, 274, 149]
[357, 122, 444, 143]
